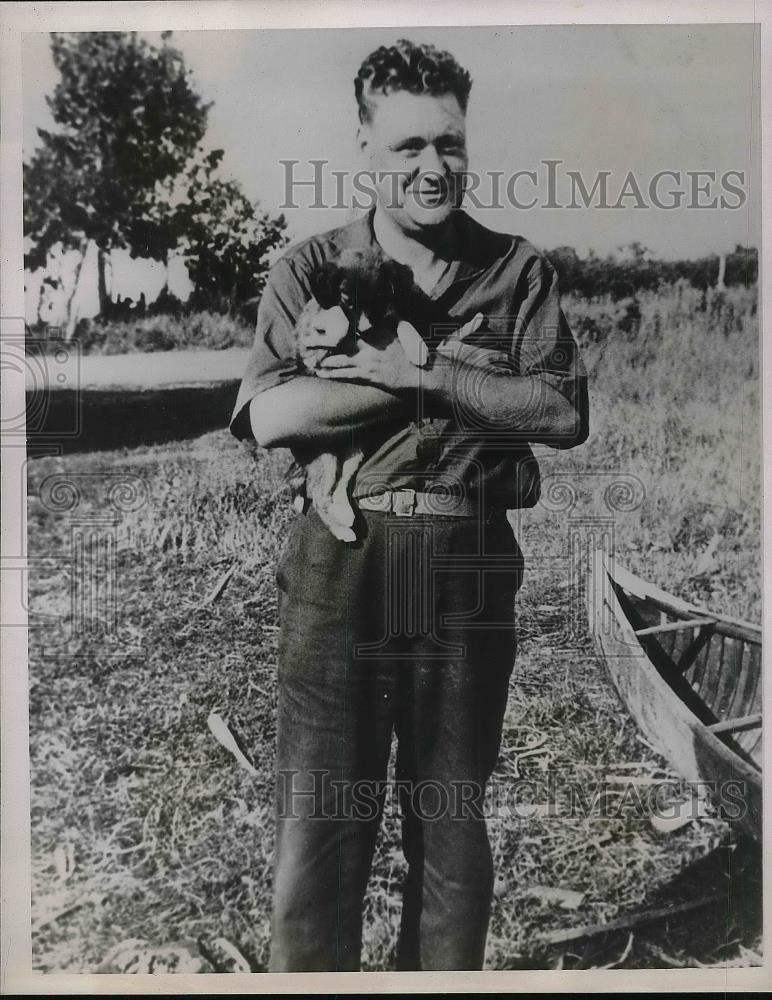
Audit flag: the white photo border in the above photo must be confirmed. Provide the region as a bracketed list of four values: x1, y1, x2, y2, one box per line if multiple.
[1, 0, 769, 993]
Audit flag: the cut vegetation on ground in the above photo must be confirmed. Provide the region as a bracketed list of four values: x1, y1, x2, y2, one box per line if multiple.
[27, 283, 761, 971]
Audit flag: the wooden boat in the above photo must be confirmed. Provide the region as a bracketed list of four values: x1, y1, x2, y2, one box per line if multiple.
[588, 549, 762, 841]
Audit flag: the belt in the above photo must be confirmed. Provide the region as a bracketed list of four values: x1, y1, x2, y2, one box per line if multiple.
[355, 488, 487, 519]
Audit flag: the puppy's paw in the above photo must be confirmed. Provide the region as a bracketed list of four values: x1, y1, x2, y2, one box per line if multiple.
[331, 524, 357, 543]
[397, 320, 430, 368]
[329, 497, 356, 527]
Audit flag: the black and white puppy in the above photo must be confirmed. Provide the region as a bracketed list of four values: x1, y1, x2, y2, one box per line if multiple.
[290, 248, 432, 542]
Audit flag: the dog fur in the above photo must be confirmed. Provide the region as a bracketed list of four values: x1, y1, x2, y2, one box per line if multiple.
[289, 249, 432, 542]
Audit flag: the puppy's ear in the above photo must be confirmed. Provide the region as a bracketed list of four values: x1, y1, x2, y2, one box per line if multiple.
[379, 259, 415, 300]
[309, 262, 344, 309]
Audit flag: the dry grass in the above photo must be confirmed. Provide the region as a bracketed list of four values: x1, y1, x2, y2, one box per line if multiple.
[26, 282, 761, 972]
[60, 311, 255, 355]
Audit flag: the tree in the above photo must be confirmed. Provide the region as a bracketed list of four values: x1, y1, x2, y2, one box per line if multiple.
[26, 31, 289, 334]
[25, 31, 209, 333]
[169, 149, 287, 314]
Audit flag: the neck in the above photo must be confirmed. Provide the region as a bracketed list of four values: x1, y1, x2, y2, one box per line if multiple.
[372, 206, 459, 269]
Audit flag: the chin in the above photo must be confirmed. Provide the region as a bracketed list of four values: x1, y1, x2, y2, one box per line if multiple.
[404, 203, 457, 230]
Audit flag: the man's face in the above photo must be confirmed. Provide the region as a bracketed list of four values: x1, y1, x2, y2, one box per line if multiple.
[359, 90, 468, 233]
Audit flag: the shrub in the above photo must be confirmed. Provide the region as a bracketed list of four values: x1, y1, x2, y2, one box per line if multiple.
[64, 310, 255, 354]
[546, 245, 758, 300]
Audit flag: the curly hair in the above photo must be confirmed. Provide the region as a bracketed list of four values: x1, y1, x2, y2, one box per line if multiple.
[355, 39, 472, 124]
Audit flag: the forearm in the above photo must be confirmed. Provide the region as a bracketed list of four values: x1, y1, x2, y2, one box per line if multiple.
[418, 356, 585, 447]
[249, 375, 408, 449]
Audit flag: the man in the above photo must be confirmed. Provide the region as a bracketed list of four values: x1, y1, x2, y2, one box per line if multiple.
[230, 39, 589, 972]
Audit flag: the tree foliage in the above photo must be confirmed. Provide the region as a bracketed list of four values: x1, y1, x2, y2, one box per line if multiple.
[24, 32, 209, 271]
[170, 150, 287, 313]
[547, 244, 759, 299]
[24, 31, 287, 320]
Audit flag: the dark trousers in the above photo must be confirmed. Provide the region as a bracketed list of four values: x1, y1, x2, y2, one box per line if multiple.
[270, 506, 523, 971]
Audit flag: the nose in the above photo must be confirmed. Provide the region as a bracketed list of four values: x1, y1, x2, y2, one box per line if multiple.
[417, 142, 445, 178]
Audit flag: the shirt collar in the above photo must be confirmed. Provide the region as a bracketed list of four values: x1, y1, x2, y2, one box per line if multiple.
[331, 207, 512, 292]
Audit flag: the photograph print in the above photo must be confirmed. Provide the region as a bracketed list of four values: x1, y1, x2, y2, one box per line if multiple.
[16, 18, 763, 976]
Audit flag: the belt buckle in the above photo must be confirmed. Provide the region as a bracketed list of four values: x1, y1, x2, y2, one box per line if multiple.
[392, 488, 417, 517]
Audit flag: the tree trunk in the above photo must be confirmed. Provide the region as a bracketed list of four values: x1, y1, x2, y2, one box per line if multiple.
[34, 272, 45, 327]
[97, 247, 109, 318]
[716, 253, 726, 291]
[64, 236, 89, 341]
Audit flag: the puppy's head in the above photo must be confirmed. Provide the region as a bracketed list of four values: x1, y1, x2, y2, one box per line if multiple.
[309, 250, 416, 327]
[308, 260, 347, 311]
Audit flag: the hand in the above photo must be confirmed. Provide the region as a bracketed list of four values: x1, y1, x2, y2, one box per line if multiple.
[316, 336, 421, 392]
[433, 312, 485, 361]
[316, 312, 486, 392]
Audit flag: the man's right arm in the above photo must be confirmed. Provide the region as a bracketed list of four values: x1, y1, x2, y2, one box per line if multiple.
[249, 376, 406, 449]
[230, 253, 408, 451]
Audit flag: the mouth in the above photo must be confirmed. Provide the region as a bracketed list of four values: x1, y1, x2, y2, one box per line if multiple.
[408, 187, 449, 207]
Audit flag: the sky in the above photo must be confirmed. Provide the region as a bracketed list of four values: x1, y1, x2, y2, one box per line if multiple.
[22, 24, 761, 261]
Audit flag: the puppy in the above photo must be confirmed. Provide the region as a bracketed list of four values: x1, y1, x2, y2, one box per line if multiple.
[289, 248, 431, 542]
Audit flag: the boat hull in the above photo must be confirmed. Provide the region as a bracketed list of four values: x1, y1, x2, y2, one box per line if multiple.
[589, 549, 762, 841]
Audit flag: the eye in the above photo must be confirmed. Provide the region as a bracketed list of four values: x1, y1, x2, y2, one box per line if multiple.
[390, 139, 424, 156]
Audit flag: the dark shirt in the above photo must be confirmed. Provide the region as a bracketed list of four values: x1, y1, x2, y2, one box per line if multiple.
[230, 208, 589, 509]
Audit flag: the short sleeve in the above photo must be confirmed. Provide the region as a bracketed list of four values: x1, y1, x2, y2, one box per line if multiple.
[514, 257, 589, 449]
[229, 257, 310, 440]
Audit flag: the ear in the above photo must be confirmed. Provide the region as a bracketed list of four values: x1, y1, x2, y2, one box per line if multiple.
[309, 262, 343, 309]
[379, 259, 414, 299]
[357, 124, 371, 155]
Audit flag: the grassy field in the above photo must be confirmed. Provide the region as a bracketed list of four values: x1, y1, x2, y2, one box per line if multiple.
[26, 282, 761, 972]
[28, 310, 255, 355]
